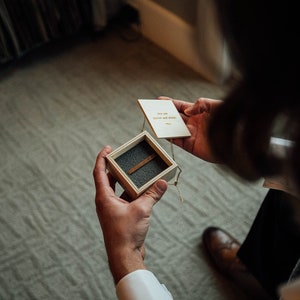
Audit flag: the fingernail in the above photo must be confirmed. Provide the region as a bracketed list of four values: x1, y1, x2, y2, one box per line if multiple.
[156, 180, 167, 192]
[184, 107, 192, 115]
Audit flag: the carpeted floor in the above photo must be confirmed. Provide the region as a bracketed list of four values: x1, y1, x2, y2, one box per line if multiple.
[0, 28, 267, 300]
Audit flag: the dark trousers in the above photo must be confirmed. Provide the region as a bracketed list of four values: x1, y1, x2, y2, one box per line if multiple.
[237, 189, 300, 298]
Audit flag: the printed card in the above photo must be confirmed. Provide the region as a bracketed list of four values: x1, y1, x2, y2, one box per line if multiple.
[137, 99, 191, 139]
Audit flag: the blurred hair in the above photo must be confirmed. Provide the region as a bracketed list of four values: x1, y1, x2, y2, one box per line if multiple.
[208, 1, 300, 190]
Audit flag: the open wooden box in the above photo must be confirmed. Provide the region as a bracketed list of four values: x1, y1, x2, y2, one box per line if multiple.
[106, 131, 177, 199]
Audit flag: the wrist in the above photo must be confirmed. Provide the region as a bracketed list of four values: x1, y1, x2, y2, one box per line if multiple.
[108, 247, 146, 284]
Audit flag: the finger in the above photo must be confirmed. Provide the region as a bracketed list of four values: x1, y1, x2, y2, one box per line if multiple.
[137, 180, 168, 208]
[184, 98, 222, 116]
[93, 146, 113, 193]
[179, 113, 189, 123]
[172, 99, 193, 114]
[157, 97, 193, 116]
[183, 98, 209, 116]
[157, 96, 173, 100]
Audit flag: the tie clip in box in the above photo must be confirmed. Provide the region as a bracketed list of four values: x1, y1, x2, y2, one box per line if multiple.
[106, 130, 177, 199]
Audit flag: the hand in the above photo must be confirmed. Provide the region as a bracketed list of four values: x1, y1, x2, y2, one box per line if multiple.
[93, 146, 168, 284]
[158, 96, 222, 163]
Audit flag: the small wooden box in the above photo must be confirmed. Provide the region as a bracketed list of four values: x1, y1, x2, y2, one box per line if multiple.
[106, 131, 177, 199]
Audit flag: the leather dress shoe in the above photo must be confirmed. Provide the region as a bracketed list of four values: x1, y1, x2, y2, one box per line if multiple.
[202, 226, 273, 300]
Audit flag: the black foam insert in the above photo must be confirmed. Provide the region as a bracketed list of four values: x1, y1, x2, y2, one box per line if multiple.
[115, 140, 168, 188]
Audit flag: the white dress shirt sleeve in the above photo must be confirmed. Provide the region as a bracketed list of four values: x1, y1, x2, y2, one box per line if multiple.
[116, 270, 173, 300]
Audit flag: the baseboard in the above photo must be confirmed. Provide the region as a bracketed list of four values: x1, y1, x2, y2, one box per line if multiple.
[125, 0, 223, 83]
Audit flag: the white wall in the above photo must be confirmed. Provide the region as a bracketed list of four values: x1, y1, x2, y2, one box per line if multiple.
[127, 0, 232, 84]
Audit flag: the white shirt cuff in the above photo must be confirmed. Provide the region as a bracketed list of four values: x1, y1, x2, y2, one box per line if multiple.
[116, 270, 173, 300]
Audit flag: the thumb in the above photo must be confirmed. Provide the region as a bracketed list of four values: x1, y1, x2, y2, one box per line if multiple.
[184, 98, 210, 116]
[139, 180, 168, 207]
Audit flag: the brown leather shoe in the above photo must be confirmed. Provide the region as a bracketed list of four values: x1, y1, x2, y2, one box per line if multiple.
[202, 227, 273, 300]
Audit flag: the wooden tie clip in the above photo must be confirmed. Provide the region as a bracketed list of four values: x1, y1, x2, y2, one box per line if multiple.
[127, 153, 157, 175]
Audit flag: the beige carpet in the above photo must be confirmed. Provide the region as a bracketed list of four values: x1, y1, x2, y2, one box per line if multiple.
[0, 29, 267, 300]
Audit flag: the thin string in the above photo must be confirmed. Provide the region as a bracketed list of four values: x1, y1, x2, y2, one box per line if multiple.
[169, 139, 185, 229]
[141, 117, 146, 132]
[169, 140, 184, 203]
[141, 117, 184, 203]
